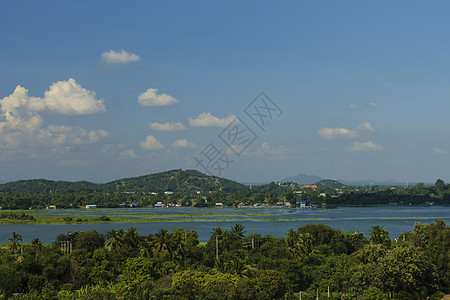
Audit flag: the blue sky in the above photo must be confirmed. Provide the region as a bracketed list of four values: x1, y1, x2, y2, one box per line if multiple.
[2, 1, 450, 183]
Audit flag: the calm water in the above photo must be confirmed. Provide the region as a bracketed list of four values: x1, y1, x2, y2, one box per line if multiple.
[1, 206, 448, 243]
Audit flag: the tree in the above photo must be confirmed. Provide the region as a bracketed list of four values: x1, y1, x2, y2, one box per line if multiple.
[31, 238, 43, 252]
[125, 227, 140, 248]
[74, 230, 105, 252]
[8, 232, 22, 254]
[172, 270, 205, 300]
[369, 225, 391, 247]
[353, 245, 439, 294]
[122, 257, 160, 284]
[155, 229, 173, 260]
[435, 179, 445, 194]
[255, 269, 287, 299]
[105, 229, 123, 251]
[286, 230, 313, 261]
[231, 223, 246, 240]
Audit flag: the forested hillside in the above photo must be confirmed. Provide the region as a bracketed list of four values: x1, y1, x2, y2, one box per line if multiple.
[0, 169, 246, 194]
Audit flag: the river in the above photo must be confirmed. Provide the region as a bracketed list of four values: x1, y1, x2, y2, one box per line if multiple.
[0, 206, 448, 243]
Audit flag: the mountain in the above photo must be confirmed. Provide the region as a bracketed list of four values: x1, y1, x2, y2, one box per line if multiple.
[315, 179, 345, 189]
[281, 173, 324, 185]
[0, 169, 247, 194]
[102, 169, 246, 193]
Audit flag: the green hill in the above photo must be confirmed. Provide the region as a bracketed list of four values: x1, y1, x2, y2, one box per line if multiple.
[0, 169, 247, 194]
[315, 179, 345, 189]
[102, 169, 246, 193]
[0, 179, 98, 194]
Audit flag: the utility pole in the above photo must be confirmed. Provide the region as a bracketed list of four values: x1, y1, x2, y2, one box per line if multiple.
[215, 235, 219, 260]
[328, 285, 330, 298]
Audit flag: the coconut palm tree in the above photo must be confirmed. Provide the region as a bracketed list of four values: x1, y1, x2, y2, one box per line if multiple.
[8, 232, 23, 254]
[125, 227, 140, 248]
[369, 225, 391, 247]
[231, 223, 246, 240]
[105, 229, 123, 251]
[31, 238, 43, 252]
[286, 230, 313, 261]
[155, 229, 172, 255]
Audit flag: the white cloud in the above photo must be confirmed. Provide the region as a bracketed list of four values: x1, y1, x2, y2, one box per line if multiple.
[140, 135, 164, 150]
[347, 141, 384, 152]
[189, 112, 236, 127]
[356, 122, 375, 132]
[38, 125, 109, 146]
[38, 78, 105, 115]
[101, 50, 140, 64]
[0, 80, 108, 150]
[57, 159, 93, 167]
[261, 142, 288, 155]
[368, 102, 379, 108]
[138, 88, 179, 106]
[5, 79, 105, 116]
[120, 149, 138, 158]
[349, 104, 358, 109]
[432, 147, 446, 154]
[318, 127, 357, 139]
[172, 139, 197, 148]
[225, 142, 291, 160]
[225, 145, 246, 156]
[149, 122, 186, 131]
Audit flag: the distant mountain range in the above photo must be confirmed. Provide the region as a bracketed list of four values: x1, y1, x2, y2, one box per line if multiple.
[280, 172, 413, 186]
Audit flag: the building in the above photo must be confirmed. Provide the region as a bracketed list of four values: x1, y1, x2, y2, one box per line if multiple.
[296, 200, 313, 208]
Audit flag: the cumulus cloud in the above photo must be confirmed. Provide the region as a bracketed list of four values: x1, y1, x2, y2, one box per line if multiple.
[347, 141, 384, 152]
[356, 122, 375, 132]
[101, 50, 140, 64]
[36, 78, 105, 115]
[4, 79, 105, 116]
[261, 142, 288, 155]
[138, 88, 179, 106]
[368, 102, 379, 108]
[149, 122, 186, 131]
[38, 125, 109, 145]
[318, 127, 357, 139]
[120, 149, 138, 158]
[432, 147, 446, 154]
[172, 139, 197, 148]
[189, 112, 236, 128]
[140, 135, 164, 150]
[0, 80, 108, 150]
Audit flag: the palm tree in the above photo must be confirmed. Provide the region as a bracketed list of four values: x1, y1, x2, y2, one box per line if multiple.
[369, 225, 391, 247]
[8, 232, 23, 254]
[286, 230, 313, 261]
[31, 238, 43, 252]
[155, 229, 172, 256]
[125, 227, 140, 248]
[226, 258, 254, 278]
[139, 238, 154, 258]
[105, 229, 123, 251]
[231, 223, 246, 240]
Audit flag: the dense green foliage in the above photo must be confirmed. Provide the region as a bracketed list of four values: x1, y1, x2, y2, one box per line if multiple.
[0, 220, 448, 299]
